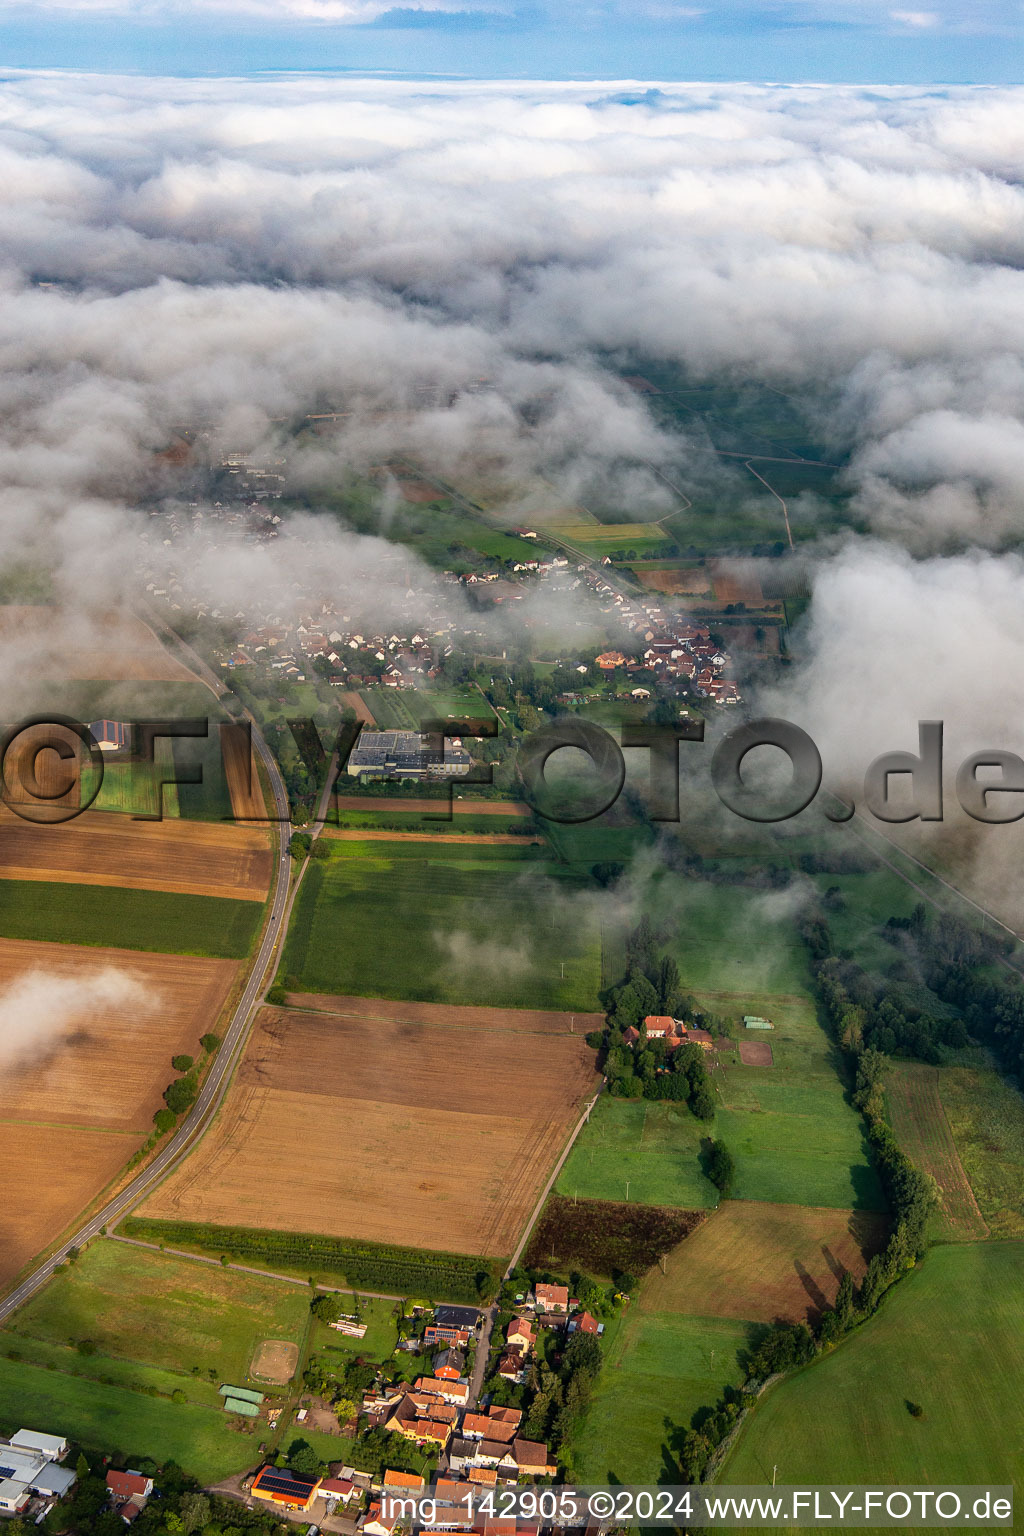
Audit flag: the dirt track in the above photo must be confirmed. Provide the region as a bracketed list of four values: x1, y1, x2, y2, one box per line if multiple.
[0, 809, 272, 900]
[322, 828, 540, 845]
[332, 795, 530, 816]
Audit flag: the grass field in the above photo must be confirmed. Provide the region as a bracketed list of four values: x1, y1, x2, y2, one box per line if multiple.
[556, 1098, 719, 1209]
[4, 1239, 310, 1387]
[0, 877, 262, 957]
[573, 1311, 750, 1483]
[0, 1354, 256, 1483]
[649, 878, 811, 998]
[309, 1296, 400, 1362]
[0, 811, 271, 901]
[281, 841, 604, 1011]
[637, 1202, 887, 1325]
[141, 1000, 599, 1258]
[723, 1242, 1024, 1493]
[939, 1054, 1024, 1238]
[885, 1062, 988, 1241]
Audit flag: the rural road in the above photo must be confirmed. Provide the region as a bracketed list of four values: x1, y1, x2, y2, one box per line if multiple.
[0, 623, 335, 1326]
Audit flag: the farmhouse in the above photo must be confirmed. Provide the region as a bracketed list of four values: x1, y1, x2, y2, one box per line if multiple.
[250, 1467, 322, 1512]
[461, 1408, 521, 1444]
[640, 1016, 716, 1052]
[106, 1469, 154, 1523]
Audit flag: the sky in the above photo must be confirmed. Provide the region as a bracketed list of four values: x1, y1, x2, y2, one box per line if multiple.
[0, 0, 1019, 84]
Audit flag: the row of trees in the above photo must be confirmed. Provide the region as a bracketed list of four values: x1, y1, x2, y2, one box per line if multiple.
[153, 1038, 220, 1134]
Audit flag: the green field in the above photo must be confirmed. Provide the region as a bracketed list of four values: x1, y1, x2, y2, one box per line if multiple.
[331, 809, 535, 836]
[0, 878, 262, 957]
[281, 840, 604, 1010]
[940, 1053, 1024, 1238]
[0, 1355, 256, 1483]
[645, 877, 811, 998]
[723, 1243, 1024, 1493]
[574, 1311, 749, 1483]
[309, 1297, 400, 1362]
[4, 1240, 310, 1387]
[556, 1098, 719, 1208]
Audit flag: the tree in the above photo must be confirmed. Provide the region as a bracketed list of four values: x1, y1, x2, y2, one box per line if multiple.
[311, 1292, 345, 1323]
[289, 831, 312, 860]
[657, 955, 681, 1015]
[171, 1054, 194, 1073]
[164, 1073, 198, 1115]
[706, 1140, 735, 1196]
[200, 1033, 221, 1054]
[311, 838, 332, 860]
[153, 1107, 176, 1134]
[287, 1441, 327, 1479]
[179, 1495, 212, 1534]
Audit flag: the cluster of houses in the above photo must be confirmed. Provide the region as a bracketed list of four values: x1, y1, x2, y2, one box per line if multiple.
[592, 621, 739, 705]
[0, 1429, 152, 1526]
[622, 1014, 716, 1051]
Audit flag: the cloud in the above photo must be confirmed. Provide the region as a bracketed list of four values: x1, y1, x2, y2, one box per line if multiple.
[890, 9, 940, 26]
[0, 965, 152, 1070]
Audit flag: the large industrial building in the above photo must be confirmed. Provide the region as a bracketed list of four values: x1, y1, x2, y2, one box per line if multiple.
[0, 1431, 76, 1515]
[345, 730, 472, 782]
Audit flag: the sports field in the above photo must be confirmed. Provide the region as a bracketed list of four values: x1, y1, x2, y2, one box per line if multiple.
[4, 1238, 309, 1385]
[637, 1202, 887, 1324]
[0, 877, 262, 956]
[885, 1062, 988, 1240]
[573, 1311, 750, 1484]
[556, 1098, 719, 1209]
[723, 1242, 1024, 1490]
[141, 1001, 600, 1258]
[0, 811, 271, 901]
[281, 841, 604, 1011]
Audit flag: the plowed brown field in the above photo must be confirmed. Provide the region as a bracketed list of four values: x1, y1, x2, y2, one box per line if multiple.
[0, 810, 271, 900]
[0, 1122, 137, 1288]
[0, 939, 239, 1133]
[142, 1002, 600, 1257]
[885, 1063, 988, 1240]
[638, 1201, 887, 1324]
[285, 993, 604, 1035]
[219, 724, 269, 824]
[0, 607, 193, 681]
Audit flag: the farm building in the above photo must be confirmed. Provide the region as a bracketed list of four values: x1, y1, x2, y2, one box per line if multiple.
[218, 1384, 264, 1405]
[250, 1466, 321, 1511]
[743, 1016, 774, 1030]
[640, 1016, 715, 1051]
[223, 1396, 260, 1417]
[0, 1436, 78, 1513]
[88, 719, 129, 754]
[9, 1430, 68, 1460]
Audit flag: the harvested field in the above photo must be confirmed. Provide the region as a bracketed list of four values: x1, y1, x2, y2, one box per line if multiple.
[708, 560, 764, 605]
[285, 993, 603, 1035]
[886, 1063, 988, 1240]
[638, 1201, 888, 1324]
[219, 724, 268, 824]
[340, 692, 376, 725]
[322, 828, 541, 846]
[525, 1196, 705, 1279]
[2, 721, 82, 820]
[397, 479, 442, 503]
[0, 1123, 137, 1288]
[637, 567, 711, 595]
[0, 809, 271, 901]
[142, 1003, 600, 1258]
[251, 1338, 299, 1384]
[739, 1040, 774, 1066]
[0, 607, 193, 681]
[0, 938, 239, 1132]
[331, 795, 530, 816]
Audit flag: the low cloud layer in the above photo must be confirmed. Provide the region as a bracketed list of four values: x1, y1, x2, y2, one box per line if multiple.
[0, 965, 151, 1070]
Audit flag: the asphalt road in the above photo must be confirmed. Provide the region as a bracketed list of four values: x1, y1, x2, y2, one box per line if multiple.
[0, 626, 334, 1325]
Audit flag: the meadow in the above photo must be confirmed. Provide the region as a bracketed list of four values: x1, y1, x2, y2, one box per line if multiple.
[4, 1239, 310, 1386]
[556, 1098, 719, 1209]
[0, 877, 262, 957]
[723, 1242, 1024, 1492]
[939, 1053, 1024, 1238]
[884, 1062, 988, 1241]
[573, 1310, 750, 1484]
[0, 1354, 255, 1483]
[280, 840, 604, 1011]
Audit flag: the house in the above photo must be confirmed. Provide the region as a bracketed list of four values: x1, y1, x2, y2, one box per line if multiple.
[642, 1015, 675, 1039]
[414, 1377, 469, 1407]
[433, 1347, 465, 1380]
[460, 1410, 521, 1445]
[506, 1318, 535, 1353]
[362, 1501, 398, 1536]
[595, 651, 628, 671]
[382, 1471, 425, 1492]
[250, 1466, 322, 1512]
[320, 1477, 356, 1505]
[622, 1025, 641, 1047]
[498, 1352, 526, 1382]
[106, 1472, 154, 1503]
[513, 1439, 555, 1478]
[570, 1311, 599, 1335]
[533, 1283, 568, 1312]
[0, 1480, 30, 1516]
